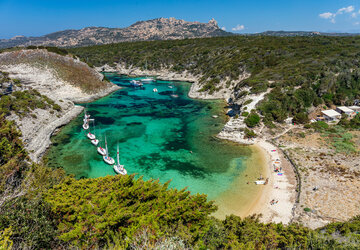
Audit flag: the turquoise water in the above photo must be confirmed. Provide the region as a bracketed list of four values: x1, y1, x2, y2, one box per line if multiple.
[47, 73, 255, 201]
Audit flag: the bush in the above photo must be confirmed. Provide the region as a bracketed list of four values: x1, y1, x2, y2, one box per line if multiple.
[45, 175, 216, 248]
[293, 112, 309, 124]
[244, 113, 260, 127]
[244, 128, 257, 138]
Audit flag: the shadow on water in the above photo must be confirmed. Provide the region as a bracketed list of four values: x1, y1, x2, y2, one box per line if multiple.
[137, 153, 206, 178]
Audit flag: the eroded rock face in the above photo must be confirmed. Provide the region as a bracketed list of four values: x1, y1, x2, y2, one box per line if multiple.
[0, 18, 231, 48]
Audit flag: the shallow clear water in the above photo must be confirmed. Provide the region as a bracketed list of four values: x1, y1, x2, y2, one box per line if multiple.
[47, 73, 262, 206]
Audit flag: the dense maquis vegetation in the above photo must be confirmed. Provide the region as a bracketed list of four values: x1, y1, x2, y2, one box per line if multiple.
[69, 36, 360, 124]
[1, 41, 360, 248]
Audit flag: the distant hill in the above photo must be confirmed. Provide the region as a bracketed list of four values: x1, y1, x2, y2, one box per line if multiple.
[0, 17, 231, 49]
[257, 30, 360, 37]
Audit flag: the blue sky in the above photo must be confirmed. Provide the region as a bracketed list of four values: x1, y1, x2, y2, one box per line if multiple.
[1, 0, 360, 38]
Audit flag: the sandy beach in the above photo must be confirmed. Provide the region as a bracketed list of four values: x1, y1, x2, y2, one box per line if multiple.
[247, 140, 296, 224]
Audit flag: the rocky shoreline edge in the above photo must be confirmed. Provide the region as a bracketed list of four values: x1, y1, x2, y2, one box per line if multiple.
[97, 64, 297, 224]
[31, 85, 120, 162]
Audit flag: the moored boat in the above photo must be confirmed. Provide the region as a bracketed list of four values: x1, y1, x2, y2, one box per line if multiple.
[141, 77, 154, 83]
[153, 88, 158, 92]
[97, 146, 106, 156]
[113, 144, 127, 175]
[87, 132, 96, 140]
[82, 122, 89, 130]
[97, 135, 107, 156]
[91, 139, 99, 146]
[130, 80, 143, 87]
[103, 136, 115, 165]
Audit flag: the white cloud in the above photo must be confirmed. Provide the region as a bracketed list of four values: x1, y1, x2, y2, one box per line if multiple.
[232, 24, 245, 31]
[337, 6, 354, 14]
[221, 26, 226, 31]
[354, 21, 360, 25]
[319, 6, 356, 23]
[319, 12, 335, 19]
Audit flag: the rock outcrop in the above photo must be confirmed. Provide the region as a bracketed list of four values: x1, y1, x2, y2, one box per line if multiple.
[0, 18, 231, 49]
[0, 50, 120, 162]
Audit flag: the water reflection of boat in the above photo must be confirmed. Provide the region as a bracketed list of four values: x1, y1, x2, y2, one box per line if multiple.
[113, 144, 127, 175]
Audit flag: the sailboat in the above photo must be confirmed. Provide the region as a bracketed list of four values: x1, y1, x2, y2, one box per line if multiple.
[90, 121, 99, 145]
[113, 144, 127, 175]
[82, 110, 90, 130]
[141, 60, 154, 83]
[103, 136, 115, 165]
[97, 135, 107, 156]
[82, 119, 89, 130]
[86, 119, 96, 140]
[170, 83, 178, 98]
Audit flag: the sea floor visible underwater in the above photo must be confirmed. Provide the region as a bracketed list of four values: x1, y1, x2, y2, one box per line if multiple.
[47, 73, 267, 218]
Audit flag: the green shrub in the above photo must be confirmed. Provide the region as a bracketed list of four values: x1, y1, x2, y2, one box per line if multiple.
[293, 112, 309, 124]
[244, 113, 260, 128]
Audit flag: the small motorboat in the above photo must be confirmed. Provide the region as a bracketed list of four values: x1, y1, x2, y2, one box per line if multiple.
[153, 88, 158, 92]
[97, 146, 106, 156]
[171, 94, 179, 98]
[113, 144, 127, 175]
[130, 80, 143, 87]
[255, 180, 266, 185]
[87, 132, 96, 140]
[141, 77, 154, 83]
[91, 139, 99, 146]
[82, 123, 89, 130]
[168, 85, 173, 89]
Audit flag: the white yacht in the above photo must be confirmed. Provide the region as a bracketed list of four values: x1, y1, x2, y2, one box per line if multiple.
[103, 136, 115, 165]
[113, 144, 127, 175]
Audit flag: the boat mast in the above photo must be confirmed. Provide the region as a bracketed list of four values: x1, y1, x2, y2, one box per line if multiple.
[117, 144, 120, 166]
[93, 120, 95, 136]
[105, 135, 109, 158]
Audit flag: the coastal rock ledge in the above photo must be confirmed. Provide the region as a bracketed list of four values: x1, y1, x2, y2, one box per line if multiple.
[0, 49, 120, 162]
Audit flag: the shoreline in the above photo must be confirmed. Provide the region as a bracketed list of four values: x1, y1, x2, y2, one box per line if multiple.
[101, 68, 297, 224]
[1, 62, 120, 163]
[5, 58, 296, 225]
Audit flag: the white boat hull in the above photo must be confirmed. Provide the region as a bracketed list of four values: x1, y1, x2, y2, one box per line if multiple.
[97, 147, 107, 156]
[114, 164, 127, 175]
[87, 133, 96, 140]
[141, 78, 153, 83]
[255, 180, 266, 185]
[103, 156, 115, 165]
[82, 124, 89, 130]
[91, 139, 99, 146]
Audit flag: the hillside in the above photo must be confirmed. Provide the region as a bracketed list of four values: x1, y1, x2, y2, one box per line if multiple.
[69, 36, 360, 124]
[0, 49, 119, 161]
[0, 18, 231, 49]
[0, 51, 359, 249]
